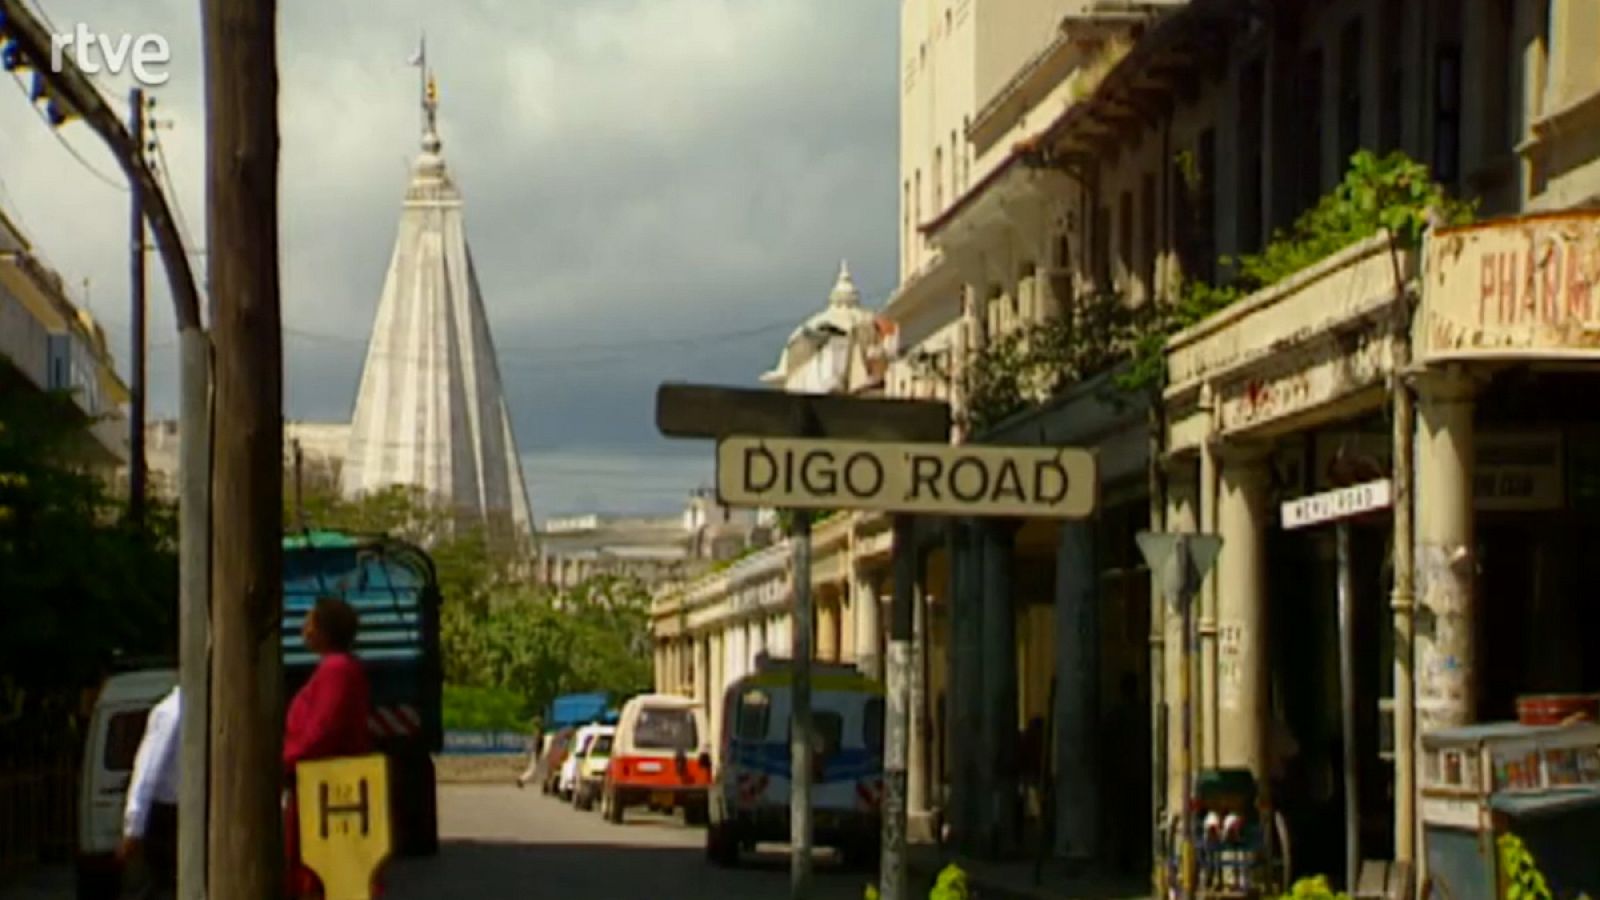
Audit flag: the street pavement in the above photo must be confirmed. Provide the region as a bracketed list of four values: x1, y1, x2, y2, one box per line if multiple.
[387, 784, 875, 899]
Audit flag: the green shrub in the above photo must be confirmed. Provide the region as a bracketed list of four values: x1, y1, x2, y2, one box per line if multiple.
[442, 683, 532, 733]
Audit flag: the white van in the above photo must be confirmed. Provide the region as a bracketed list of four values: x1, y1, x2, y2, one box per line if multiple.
[75, 668, 176, 900]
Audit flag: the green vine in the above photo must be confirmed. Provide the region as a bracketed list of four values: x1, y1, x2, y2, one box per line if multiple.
[959, 292, 1159, 433]
[1120, 148, 1476, 393]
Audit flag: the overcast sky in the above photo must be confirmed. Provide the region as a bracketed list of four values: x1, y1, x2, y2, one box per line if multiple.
[0, 0, 898, 519]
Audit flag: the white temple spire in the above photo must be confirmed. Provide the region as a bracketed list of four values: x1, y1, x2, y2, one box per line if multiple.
[342, 67, 533, 545]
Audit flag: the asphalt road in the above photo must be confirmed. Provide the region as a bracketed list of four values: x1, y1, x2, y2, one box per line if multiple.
[386, 784, 875, 900]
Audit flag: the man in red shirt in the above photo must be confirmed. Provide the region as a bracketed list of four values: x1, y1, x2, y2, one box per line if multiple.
[283, 596, 376, 899]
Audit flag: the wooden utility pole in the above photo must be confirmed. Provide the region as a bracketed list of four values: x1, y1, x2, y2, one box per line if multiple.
[127, 86, 148, 523]
[201, 0, 284, 896]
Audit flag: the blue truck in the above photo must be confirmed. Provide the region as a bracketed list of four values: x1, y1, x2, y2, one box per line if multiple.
[282, 530, 443, 857]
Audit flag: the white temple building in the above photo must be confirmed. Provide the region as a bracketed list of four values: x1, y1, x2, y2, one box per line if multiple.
[760, 260, 894, 395]
[341, 69, 533, 543]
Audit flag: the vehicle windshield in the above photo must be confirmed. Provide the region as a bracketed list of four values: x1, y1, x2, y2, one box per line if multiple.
[633, 707, 697, 751]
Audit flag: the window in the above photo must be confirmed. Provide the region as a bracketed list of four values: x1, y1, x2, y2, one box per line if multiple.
[933, 147, 944, 212]
[1118, 190, 1134, 284]
[735, 690, 770, 741]
[633, 706, 698, 751]
[951, 131, 960, 196]
[590, 735, 614, 757]
[863, 698, 885, 753]
[1338, 18, 1364, 171]
[1195, 129, 1217, 284]
[1237, 59, 1265, 254]
[1093, 204, 1111, 290]
[903, 180, 911, 271]
[913, 170, 922, 253]
[797, 710, 844, 759]
[1140, 172, 1157, 296]
[1297, 49, 1325, 214]
[103, 709, 152, 771]
[1434, 45, 1462, 187]
[1379, 1, 1405, 152]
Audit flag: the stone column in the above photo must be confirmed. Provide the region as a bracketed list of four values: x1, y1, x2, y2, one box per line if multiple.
[818, 590, 840, 662]
[1163, 463, 1199, 816]
[1054, 518, 1099, 861]
[1216, 444, 1272, 780]
[1198, 386, 1220, 769]
[855, 568, 883, 679]
[980, 520, 1021, 857]
[948, 522, 983, 851]
[1414, 366, 1478, 734]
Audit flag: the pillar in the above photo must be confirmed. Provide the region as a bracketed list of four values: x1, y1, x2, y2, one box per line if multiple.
[1198, 388, 1221, 769]
[1414, 367, 1477, 734]
[1054, 519, 1099, 861]
[947, 522, 983, 851]
[818, 590, 840, 662]
[981, 520, 1020, 857]
[1163, 464, 1199, 817]
[1216, 444, 1272, 779]
[855, 568, 883, 679]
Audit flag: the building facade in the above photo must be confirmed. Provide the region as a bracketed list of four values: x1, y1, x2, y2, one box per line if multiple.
[654, 0, 1600, 891]
[0, 209, 129, 472]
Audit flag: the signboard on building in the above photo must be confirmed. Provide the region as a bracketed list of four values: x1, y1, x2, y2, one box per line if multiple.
[715, 436, 1097, 518]
[1421, 212, 1600, 361]
[1281, 479, 1393, 529]
[1476, 431, 1564, 510]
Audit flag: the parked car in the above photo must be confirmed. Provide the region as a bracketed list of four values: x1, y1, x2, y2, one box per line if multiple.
[599, 694, 710, 825]
[539, 727, 576, 795]
[572, 726, 616, 811]
[75, 667, 177, 900]
[705, 657, 884, 868]
[558, 724, 608, 801]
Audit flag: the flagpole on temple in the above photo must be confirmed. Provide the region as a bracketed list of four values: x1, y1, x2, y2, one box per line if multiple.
[410, 31, 427, 136]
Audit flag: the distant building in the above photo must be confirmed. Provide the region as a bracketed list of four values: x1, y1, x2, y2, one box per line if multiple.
[536, 492, 770, 593]
[144, 419, 350, 502]
[0, 209, 129, 475]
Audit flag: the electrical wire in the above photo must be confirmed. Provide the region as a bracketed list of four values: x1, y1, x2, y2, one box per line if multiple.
[7, 72, 128, 191]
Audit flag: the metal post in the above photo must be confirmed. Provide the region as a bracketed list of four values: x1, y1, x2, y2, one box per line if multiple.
[176, 328, 211, 900]
[128, 86, 147, 522]
[880, 515, 916, 900]
[790, 510, 814, 899]
[1337, 523, 1359, 891]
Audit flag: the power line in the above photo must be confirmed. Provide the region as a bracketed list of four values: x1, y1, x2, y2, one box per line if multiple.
[8, 72, 128, 191]
[279, 316, 795, 358]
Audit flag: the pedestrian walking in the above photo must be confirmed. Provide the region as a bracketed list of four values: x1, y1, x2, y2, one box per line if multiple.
[119, 685, 180, 900]
[283, 596, 379, 899]
[515, 716, 543, 789]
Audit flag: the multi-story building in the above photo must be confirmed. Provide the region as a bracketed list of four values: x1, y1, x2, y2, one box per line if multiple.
[0, 209, 128, 473]
[657, 2, 1600, 891]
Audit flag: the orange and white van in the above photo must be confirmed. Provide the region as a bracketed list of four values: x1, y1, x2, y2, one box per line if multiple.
[599, 693, 711, 825]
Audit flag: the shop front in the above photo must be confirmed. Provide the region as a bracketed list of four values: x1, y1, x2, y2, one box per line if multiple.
[1162, 233, 1414, 886]
[1409, 210, 1600, 900]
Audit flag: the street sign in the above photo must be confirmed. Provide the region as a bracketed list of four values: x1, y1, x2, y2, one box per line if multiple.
[656, 382, 950, 442]
[1135, 531, 1222, 606]
[1280, 478, 1392, 529]
[296, 754, 391, 900]
[715, 436, 1097, 519]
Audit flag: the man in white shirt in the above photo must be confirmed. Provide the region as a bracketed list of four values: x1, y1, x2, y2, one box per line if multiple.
[119, 685, 180, 899]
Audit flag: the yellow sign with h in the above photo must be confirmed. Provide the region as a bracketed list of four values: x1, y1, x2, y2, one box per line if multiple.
[296, 754, 391, 900]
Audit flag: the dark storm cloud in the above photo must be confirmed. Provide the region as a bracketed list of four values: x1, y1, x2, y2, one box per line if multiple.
[0, 0, 897, 511]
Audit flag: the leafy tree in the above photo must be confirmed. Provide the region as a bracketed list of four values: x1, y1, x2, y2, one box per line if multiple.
[0, 390, 176, 761]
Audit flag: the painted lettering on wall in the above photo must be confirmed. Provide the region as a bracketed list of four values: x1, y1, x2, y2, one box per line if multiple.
[1424, 213, 1600, 359]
